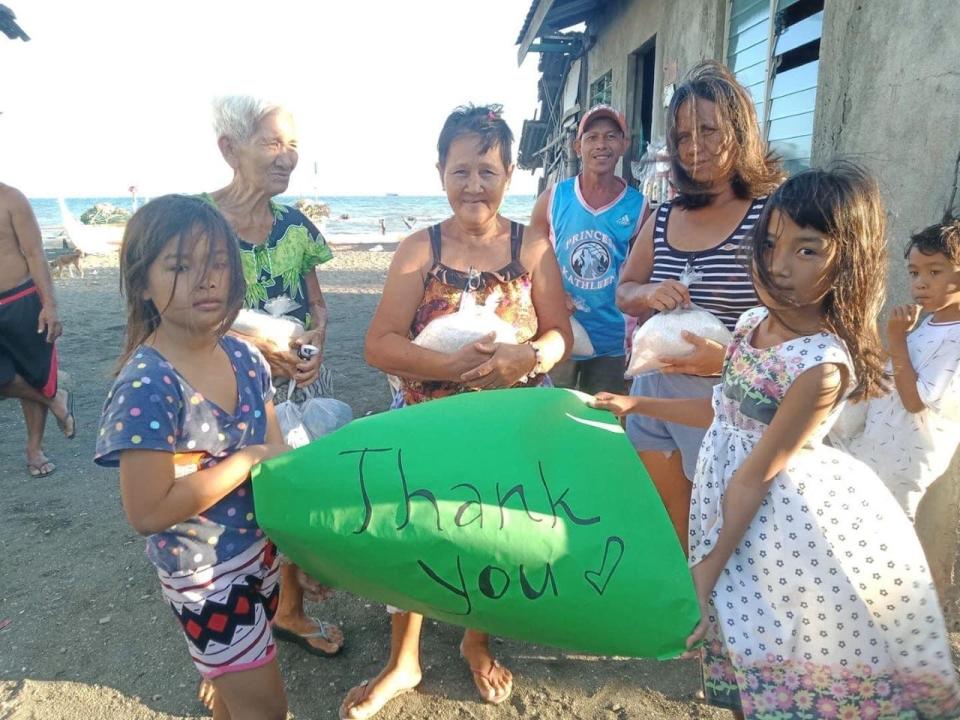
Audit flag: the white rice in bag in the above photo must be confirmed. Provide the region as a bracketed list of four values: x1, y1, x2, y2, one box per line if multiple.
[232, 308, 305, 351]
[570, 317, 595, 357]
[625, 264, 733, 377]
[412, 290, 518, 353]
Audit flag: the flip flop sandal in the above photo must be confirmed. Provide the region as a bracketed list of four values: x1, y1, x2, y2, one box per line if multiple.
[339, 679, 416, 720]
[467, 658, 513, 705]
[55, 388, 76, 440]
[27, 461, 56, 478]
[273, 618, 343, 657]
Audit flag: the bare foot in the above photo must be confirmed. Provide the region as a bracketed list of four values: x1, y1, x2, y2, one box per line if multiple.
[273, 613, 343, 655]
[49, 389, 75, 439]
[26, 449, 55, 478]
[339, 664, 421, 720]
[197, 679, 215, 711]
[460, 635, 513, 704]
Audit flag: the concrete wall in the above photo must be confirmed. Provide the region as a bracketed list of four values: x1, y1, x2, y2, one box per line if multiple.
[814, 0, 960, 303]
[813, 0, 960, 624]
[653, 0, 728, 139]
[585, 0, 662, 120]
[584, 0, 727, 171]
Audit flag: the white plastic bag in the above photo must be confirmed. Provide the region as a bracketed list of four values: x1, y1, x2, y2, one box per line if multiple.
[274, 381, 312, 448]
[625, 264, 732, 377]
[232, 308, 305, 352]
[275, 382, 353, 447]
[302, 398, 353, 439]
[570, 317, 595, 357]
[263, 294, 301, 317]
[412, 288, 518, 353]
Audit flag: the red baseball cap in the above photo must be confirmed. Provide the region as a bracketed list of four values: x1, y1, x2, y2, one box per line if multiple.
[577, 105, 628, 138]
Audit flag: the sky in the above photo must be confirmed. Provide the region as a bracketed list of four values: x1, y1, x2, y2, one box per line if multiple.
[0, 1, 544, 198]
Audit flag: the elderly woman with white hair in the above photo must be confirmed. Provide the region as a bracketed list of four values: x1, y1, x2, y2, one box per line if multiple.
[203, 95, 344, 659]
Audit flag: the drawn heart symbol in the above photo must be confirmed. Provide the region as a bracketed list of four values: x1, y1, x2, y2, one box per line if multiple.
[584, 536, 625, 596]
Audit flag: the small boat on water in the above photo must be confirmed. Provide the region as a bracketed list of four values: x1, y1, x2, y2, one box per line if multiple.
[57, 199, 124, 255]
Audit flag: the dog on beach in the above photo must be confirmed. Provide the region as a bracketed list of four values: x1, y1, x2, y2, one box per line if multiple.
[49, 249, 85, 279]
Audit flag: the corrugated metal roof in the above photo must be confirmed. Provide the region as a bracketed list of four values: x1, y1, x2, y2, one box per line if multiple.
[518, 119, 550, 170]
[516, 0, 541, 45]
[516, 0, 605, 46]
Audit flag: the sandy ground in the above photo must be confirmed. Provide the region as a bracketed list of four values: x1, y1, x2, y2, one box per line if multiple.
[1, 249, 744, 719]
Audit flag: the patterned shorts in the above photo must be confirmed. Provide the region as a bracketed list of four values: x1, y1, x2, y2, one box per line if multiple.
[157, 540, 281, 679]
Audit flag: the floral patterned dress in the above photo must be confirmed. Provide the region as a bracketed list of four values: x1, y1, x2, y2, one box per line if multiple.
[400, 221, 544, 406]
[692, 307, 960, 719]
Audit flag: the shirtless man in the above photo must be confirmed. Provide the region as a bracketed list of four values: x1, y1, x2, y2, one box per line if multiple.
[0, 183, 75, 477]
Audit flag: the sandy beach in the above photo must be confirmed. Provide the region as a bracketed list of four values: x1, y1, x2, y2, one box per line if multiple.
[0, 248, 766, 719]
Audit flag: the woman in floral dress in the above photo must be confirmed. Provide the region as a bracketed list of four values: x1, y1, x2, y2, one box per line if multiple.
[342, 105, 571, 719]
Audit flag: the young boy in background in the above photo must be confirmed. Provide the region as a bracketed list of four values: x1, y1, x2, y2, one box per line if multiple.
[845, 214, 960, 519]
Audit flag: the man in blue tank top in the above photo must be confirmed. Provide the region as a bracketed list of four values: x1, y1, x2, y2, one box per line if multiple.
[530, 105, 646, 394]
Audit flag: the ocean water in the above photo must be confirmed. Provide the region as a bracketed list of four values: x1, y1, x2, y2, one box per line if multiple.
[30, 195, 537, 246]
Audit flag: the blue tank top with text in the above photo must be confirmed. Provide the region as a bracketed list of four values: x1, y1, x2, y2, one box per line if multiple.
[550, 176, 645, 358]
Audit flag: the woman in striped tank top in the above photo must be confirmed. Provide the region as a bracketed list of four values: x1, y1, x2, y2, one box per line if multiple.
[616, 61, 784, 548]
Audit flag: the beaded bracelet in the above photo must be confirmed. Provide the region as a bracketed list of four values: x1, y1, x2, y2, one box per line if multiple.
[518, 343, 543, 383]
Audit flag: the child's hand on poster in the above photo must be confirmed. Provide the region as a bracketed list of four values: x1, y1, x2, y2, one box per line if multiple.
[590, 392, 643, 417]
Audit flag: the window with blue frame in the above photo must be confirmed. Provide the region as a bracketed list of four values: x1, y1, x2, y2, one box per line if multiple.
[726, 0, 824, 173]
[590, 71, 613, 107]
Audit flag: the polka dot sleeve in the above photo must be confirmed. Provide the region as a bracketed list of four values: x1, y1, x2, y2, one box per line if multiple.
[225, 336, 275, 405]
[94, 359, 181, 467]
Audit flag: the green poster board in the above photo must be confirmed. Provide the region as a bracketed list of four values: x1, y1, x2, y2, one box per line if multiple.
[253, 387, 699, 659]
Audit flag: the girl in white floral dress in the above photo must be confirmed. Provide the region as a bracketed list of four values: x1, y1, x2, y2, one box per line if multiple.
[594, 163, 960, 719]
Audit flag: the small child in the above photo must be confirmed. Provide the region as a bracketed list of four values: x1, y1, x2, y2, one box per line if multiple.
[593, 164, 960, 718]
[94, 195, 290, 719]
[843, 214, 960, 519]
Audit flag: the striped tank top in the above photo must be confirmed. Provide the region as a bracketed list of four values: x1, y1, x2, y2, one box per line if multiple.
[648, 197, 765, 331]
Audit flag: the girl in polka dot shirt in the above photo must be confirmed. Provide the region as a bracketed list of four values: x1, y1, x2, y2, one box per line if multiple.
[95, 195, 293, 719]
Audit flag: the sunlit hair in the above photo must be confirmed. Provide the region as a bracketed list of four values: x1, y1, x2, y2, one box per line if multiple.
[437, 103, 514, 171]
[116, 195, 246, 373]
[748, 161, 888, 400]
[212, 95, 287, 143]
[905, 212, 960, 264]
[667, 60, 784, 208]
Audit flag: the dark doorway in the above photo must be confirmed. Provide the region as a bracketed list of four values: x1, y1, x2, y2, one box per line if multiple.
[627, 38, 656, 183]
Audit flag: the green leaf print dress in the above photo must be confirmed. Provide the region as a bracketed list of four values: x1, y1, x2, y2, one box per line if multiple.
[201, 195, 333, 326]
[200, 195, 334, 402]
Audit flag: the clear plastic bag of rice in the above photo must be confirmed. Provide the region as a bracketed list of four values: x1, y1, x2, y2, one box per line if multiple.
[231, 308, 305, 352]
[625, 265, 733, 377]
[274, 381, 311, 448]
[302, 398, 354, 439]
[412, 289, 518, 353]
[570, 317, 595, 357]
[274, 382, 353, 448]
